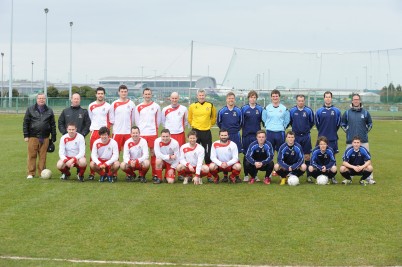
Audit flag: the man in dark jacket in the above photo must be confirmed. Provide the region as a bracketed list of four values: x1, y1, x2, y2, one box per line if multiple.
[23, 93, 57, 178]
[58, 93, 90, 137]
[341, 93, 375, 184]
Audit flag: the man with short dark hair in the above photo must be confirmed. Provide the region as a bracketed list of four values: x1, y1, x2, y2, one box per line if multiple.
[274, 131, 307, 185]
[315, 91, 341, 153]
[88, 87, 111, 180]
[153, 129, 180, 184]
[241, 90, 264, 182]
[340, 136, 373, 186]
[110, 85, 136, 151]
[289, 94, 315, 182]
[57, 122, 87, 182]
[135, 87, 161, 178]
[120, 126, 150, 183]
[308, 136, 337, 184]
[262, 89, 290, 152]
[23, 93, 57, 178]
[177, 131, 210, 185]
[209, 129, 242, 184]
[245, 130, 274, 184]
[90, 126, 120, 183]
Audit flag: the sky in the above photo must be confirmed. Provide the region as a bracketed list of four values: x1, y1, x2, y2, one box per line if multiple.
[0, 0, 401, 88]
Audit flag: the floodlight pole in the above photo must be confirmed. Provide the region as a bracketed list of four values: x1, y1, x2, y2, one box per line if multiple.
[31, 61, 34, 93]
[1, 52, 4, 98]
[44, 8, 49, 97]
[189, 40, 193, 105]
[69, 21, 73, 99]
[9, 0, 14, 107]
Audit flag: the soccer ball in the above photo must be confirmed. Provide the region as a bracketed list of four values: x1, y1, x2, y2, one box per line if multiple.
[287, 175, 299, 186]
[316, 174, 328, 185]
[40, 169, 52, 179]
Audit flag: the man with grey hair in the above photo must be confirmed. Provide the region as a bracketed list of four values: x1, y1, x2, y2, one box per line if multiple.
[23, 93, 57, 178]
[188, 89, 217, 183]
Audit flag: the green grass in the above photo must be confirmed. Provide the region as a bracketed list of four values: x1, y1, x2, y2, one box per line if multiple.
[0, 114, 401, 266]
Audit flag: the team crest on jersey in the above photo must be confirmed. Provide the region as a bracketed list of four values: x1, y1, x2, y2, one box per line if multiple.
[79, 114, 83, 119]
[324, 154, 327, 159]
[361, 114, 364, 119]
[102, 108, 106, 112]
[291, 151, 295, 156]
[108, 147, 111, 151]
[256, 110, 259, 114]
[358, 152, 361, 157]
[303, 112, 306, 117]
[233, 112, 237, 117]
[279, 110, 283, 113]
[331, 111, 335, 116]
[206, 107, 210, 111]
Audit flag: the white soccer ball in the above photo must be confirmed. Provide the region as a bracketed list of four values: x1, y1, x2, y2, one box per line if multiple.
[40, 169, 52, 179]
[316, 174, 328, 185]
[287, 175, 299, 186]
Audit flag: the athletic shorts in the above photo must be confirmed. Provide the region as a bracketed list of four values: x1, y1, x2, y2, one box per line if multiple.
[113, 134, 131, 151]
[228, 132, 242, 153]
[242, 134, 257, 154]
[295, 134, 312, 155]
[90, 130, 100, 151]
[171, 132, 186, 148]
[266, 130, 285, 152]
[141, 135, 158, 149]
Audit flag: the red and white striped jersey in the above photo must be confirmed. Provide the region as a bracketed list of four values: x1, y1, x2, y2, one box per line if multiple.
[122, 137, 149, 164]
[91, 138, 119, 166]
[210, 140, 239, 167]
[179, 143, 205, 175]
[88, 101, 111, 131]
[109, 99, 135, 134]
[161, 104, 188, 134]
[59, 132, 86, 161]
[134, 101, 161, 136]
[154, 137, 180, 168]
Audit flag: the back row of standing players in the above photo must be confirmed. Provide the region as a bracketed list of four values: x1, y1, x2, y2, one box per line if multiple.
[58, 85, 374, 185]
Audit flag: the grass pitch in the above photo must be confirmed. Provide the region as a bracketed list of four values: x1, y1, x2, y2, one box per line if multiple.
[0, 114, 401, 266]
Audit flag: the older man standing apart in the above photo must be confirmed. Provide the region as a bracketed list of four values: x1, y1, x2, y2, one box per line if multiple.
[23, 93, 56, 178]
[341, 93, 375, 184]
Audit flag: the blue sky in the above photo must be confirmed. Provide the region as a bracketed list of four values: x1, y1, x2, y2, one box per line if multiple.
[0, 0, 401, 87]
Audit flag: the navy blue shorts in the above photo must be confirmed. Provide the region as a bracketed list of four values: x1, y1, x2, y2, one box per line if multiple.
[266, 130, 285, 152]
[241, 135, 257, 154]
[295, 134, 312, 155]
[229, 132, 242, 153]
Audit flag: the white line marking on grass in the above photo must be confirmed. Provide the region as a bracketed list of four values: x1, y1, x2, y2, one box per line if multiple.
[0, 255, 289, 267]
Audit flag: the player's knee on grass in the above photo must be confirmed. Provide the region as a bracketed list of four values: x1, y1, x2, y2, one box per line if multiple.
[78, 158, 87, 167]
[274, 163, 280, 171]
[233, 163, 242, 171]
[300, 163, 307, 171]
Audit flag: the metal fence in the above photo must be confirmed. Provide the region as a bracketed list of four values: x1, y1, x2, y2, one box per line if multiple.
[1, 96, 401, 119]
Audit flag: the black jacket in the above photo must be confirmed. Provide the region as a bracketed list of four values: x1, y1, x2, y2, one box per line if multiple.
[58, 105, 91, 136]
[23, 104, 57, 141]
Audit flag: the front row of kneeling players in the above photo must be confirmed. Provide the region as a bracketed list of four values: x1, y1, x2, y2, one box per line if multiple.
[58, 122, 373, 185]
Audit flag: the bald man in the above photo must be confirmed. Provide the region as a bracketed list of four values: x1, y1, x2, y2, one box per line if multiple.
[161, 92, 188, 147]
[58, 93, 91, 137]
